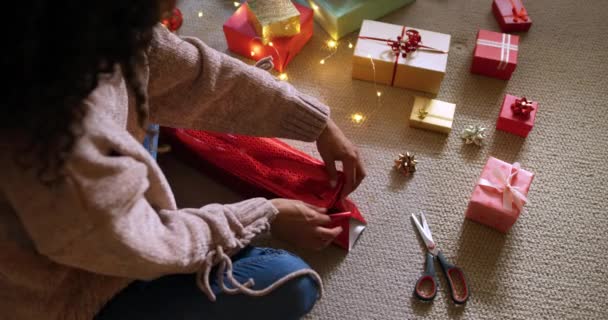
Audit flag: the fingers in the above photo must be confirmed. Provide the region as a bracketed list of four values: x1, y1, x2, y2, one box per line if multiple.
[315, 226, 342, 239]
[340, 158, 356, 198]
[316, 119, 365, 194]
[302, 202, 328, 214]
[353, 152, 366, 191]
[314, 226, 343, 250]
[319, 147, 338, 188]
[339, 149, 366, 198]
[287, 201, 330, 224]
[303, 206, 331, 225]
[323, 160, 339, 188]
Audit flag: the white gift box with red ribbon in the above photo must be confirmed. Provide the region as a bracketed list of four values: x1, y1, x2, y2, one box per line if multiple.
[352, 20, 451, 95]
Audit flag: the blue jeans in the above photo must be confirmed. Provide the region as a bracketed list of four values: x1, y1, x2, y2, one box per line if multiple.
[94, 247, 319, 320]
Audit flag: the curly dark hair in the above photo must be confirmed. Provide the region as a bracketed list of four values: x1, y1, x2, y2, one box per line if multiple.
[2, 0, 166, 182]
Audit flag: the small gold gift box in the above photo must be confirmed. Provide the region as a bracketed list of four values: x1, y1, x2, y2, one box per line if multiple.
[409, 96, 456, 134]
[246, 0, 301, 44]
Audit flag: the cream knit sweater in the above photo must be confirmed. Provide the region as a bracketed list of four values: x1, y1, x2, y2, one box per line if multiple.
[0, 25, 329, 319]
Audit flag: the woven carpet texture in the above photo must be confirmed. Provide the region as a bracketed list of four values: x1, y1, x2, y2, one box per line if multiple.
[158, 0, 608, 319]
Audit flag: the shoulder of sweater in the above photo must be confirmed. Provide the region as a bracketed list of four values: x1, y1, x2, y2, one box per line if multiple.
[0, 81, 134, 172]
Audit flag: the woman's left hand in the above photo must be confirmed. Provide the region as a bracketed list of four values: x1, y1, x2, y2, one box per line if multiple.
[316, 119, 366, 198]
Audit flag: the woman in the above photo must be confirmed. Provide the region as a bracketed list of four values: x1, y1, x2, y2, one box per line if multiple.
[0, 0, 365, 319]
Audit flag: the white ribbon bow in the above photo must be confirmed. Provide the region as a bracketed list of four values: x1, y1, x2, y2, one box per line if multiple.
[478, 162, 528, 212]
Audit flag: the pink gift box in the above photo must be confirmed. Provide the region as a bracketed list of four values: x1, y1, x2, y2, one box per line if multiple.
[471, 30, 519, 80]
[496, 94, 538, 137]
[465, 157, 534, 233]
[492, 0, 532, 32]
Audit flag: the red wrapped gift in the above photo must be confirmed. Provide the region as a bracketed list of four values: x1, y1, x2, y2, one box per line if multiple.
[465, 157, 534, 233]
[496, 94, 538, 137]
[161, 7, 184, 32]
[471, 30, 519, 80]
[223, 2, 313, 72]
[161, 128, 367, 251]
[492, 0, 532, 32]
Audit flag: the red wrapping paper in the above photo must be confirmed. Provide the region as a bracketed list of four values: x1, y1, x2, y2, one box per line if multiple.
[161, 128, 366, 251]
[471, 30, 519, 80]
[496, 94, 538, 137]
[492, 0, 532, 32]
[223, 2, 313, 72]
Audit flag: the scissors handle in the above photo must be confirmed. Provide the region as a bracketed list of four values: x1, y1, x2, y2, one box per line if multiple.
[414, 252, 437, 301]
[437, 251, 469, 304]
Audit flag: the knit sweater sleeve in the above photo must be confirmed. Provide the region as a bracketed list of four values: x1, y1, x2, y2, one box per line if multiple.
[147, 25, 330, 142]
[1, 128, 278, 280]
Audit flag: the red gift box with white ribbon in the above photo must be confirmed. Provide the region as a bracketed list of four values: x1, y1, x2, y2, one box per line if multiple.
[492, 0, 532, 32]
[161, 128, 367, 251]
[471, 29, 519, 80]
[223, 2, 313, 72]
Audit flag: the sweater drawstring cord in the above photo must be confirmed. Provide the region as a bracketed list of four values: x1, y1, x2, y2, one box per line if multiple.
[196, 245, 323, 302]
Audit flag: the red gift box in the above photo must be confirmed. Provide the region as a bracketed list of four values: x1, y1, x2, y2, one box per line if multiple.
[492, 0, 532, 32]
[496, 94, 538, 137]
[471, 30, 519, 80]
[161, 7, 183, 32]
[465, 157, 534, 233]
[223, 2, 313, 72]
[161, 128, 367, 251]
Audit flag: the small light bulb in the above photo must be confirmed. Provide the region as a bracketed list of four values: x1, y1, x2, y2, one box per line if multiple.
[268, 42, 274, 47]
[233, 1, 240, 7]
[320, 59, 325, 64]
[348, 42, 353, 49]
[327, 40, 337, 48]
[278, 73, 288, 81]
[198, 11, 203, 18]
[311, 3, 319, 11]
[367, 54, 372, 58]
[250, 51, 255, 57]
[376, 91, 382, 97]
[351, 113, 365, 124]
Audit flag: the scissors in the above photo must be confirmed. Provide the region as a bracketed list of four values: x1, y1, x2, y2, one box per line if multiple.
[411, 212, 469, 304]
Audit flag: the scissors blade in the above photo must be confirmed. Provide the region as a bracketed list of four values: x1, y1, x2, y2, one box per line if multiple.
[411, 212, 436, 252]
[419, 212, 433, 239]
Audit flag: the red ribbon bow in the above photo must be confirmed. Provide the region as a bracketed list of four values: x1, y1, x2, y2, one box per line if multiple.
[508, 0, 529, 22]
[358, 27, 447, 86]
[161, 7, 183, 32]
[389, 30, 423, 58]
[511, 97, 535, 118]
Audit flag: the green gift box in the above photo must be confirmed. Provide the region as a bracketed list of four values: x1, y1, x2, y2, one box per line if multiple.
[295, 0, 415, 40]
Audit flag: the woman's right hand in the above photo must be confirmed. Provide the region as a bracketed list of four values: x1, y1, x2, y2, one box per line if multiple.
[269, 199, 342, 250]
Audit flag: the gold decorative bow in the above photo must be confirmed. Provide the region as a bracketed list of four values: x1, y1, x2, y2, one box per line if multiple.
[394, 152, 418, 176]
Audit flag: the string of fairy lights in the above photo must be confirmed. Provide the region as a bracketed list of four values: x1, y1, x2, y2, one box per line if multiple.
[192, 1, 379, 126]
[315, 40, 380, 126]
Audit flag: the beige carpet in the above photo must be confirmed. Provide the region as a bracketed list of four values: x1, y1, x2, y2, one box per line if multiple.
[158, 0, 608, 319]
